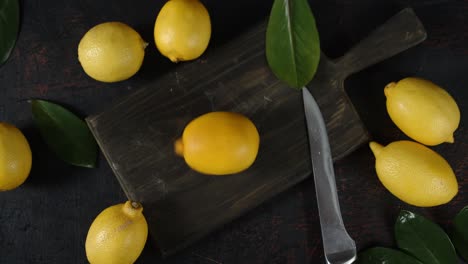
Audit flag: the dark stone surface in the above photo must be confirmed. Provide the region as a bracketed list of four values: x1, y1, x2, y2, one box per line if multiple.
[0, 0, 466, 263]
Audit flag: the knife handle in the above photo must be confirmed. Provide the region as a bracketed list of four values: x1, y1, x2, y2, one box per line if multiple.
[336, 8, 427, 77]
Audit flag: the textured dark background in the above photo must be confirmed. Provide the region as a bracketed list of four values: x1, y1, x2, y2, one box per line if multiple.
[0, 0, 467, 263]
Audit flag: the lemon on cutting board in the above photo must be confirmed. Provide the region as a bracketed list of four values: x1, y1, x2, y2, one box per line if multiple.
[154, 0, 211, 62]
[78, 22, 147, 83]
[85, 201, 148, 264]
[0, 122, 32, 191]
[175, 111, 260, 175]
[384, 77, 460, 146]
[369, 140, 458, 207]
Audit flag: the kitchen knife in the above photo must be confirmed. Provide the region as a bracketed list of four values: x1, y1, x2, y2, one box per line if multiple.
[302, 87, 356, 264]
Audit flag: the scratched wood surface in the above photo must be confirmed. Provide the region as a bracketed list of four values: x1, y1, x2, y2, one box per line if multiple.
[0, 0, 467, 263]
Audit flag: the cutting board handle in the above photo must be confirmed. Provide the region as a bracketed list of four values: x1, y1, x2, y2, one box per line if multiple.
[336, 8, 427, 77]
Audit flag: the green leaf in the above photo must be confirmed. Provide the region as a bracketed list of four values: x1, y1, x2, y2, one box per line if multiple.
[266, 0, 320, 89]
[395, 210, 457, 264]
[451, 206, 468, 262]
[0, 0, 19, 66]
[354, 247, 423, 264]
[31, 100, 98, 168]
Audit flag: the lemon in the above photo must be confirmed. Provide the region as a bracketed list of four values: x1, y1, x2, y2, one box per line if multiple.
[154, 0, 211, 62]
[78, 22, 147, 83]
[0, 122, 32, 191]
[369, 140, 458, 207]
[384, 77, 460, 146]
[85, 201, 148, 264]
[175, 111, 260, 175]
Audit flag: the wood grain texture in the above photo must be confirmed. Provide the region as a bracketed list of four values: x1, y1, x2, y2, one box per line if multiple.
[0, 0, 466, 263]
[86, 8, 426, 256]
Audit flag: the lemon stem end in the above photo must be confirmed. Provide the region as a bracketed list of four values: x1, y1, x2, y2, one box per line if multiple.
[175, 138, 184, 157]
[369, 141, 384, 157]
[123, 201, 143, 217]
[384, 82, 396, 97]
[446, 134, 455, 143]
[169, 56, 179, 63]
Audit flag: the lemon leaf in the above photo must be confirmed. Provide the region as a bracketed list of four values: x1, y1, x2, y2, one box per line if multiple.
[354, 247, 423, 264]
[395, 210, 458, 264]
[451, 206, 468, 262]
[266, 0, 320, 89]
[0, 0, 19, 66]
[31, 100, 98, 168]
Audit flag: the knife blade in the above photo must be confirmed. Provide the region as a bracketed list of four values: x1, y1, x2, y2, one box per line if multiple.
[302, 87, 356, 264]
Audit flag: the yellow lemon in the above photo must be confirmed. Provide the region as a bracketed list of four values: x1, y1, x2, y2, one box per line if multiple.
[154, 0, 211, 62]
[369, 140, 458, 207]
[175, 112, 260, 175]
[0, 122, 32, 191]
[85, 201, 148, 264]
[78, 22, 147, 83]
[384, 77, 460, 146]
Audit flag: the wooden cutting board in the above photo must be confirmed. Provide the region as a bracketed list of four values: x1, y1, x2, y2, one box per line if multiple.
[86, 8, 426, 256]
